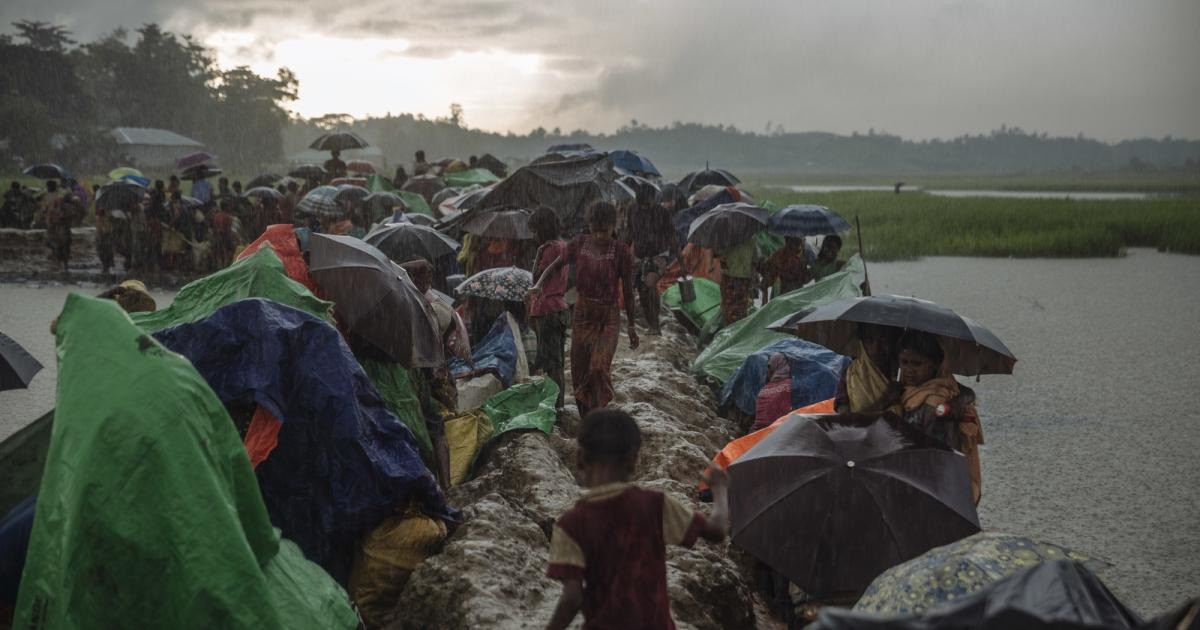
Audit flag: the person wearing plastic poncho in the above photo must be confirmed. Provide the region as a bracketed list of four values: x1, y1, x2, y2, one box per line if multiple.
[13, 294, 357, 630]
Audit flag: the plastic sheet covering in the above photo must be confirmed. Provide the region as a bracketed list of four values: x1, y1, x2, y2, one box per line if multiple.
[692, 256, 864, 384]
[662, 276, 722, 330]
[131, 245, 332, 332]
[718, 338, 851, 416]
[359, 357, 434, 459]
[15, 294, 356, 629]
[445, 411, 494, 486]
[151, 298, 451, 582]
[235, 225, 322, 295]
[813, 560, 1141, 630]
[443, 168, 501, 188]
[481, 376, 559, 437]
[450, 314, 518, 387]
[348, 509, 448, 628]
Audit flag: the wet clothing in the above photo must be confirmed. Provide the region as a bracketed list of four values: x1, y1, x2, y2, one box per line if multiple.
[570, 297, 621, 415]
[533, 309, 568, 377]
[191, 179, 212, 204]
[548, 483, 706, 630]
[717, 239, 756, 279]
[565, 235, 633, 305]
[628, 203, 675, 259]
[811, 257, 844, 281]
[719, 275, 753, 326]
[531, 240, 569, 317]
[324, 157, 347, 180]
[763, 243, 811, 295]
[835, 341, 899, 414]
[752, 355, 793, 432]
[902, 378, 984, 504]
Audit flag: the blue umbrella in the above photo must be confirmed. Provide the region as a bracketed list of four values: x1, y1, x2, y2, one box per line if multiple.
[609, 150, 661, 177]
[767, 205, 851, 237]
[118, 174, 151, 188]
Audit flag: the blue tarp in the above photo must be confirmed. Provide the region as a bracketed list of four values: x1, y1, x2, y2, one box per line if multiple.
[718, 338, 851, 417]
[152, 298, 451, 582]
[608, 150, 661, 177]
[450, 314, 518, 387]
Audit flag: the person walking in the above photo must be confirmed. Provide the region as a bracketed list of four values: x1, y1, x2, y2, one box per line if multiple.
[528, 206, 570, 410]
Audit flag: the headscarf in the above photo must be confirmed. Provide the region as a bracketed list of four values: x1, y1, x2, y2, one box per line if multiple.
[845, 340, 895, 413]
[766, 353, 790, 381]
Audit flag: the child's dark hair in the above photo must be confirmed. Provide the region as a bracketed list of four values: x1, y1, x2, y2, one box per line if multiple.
[824, 234, 843, 248]
[578, 408, 641, 465]
[586, 201, 617, 228]
[530, 205, 560, 242]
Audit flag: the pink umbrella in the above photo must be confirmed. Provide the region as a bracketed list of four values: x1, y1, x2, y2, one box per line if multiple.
[176, 151, 216, 170]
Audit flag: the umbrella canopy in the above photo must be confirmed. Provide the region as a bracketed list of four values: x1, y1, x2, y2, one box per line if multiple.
[619, 174, 661, 204]
[118, 174, 150, 188]
[309, 131, 369, 152]
[296, 186, 343, 217]
[308, 234, 443, 367]
[365, 222, 460, 263]
[403, 213, 438, 227]
[438, 186, 491, 217]
[0, 331, 43, 391]
[461, 209, 533, 240]
[729, 414, 980, 596]
[678, 167, 740, 194]
[247, 173, 282, 189]
[107, 167, 143, 181]
[609, 150, 661, 177]
[686, 202, 768, 250]
[401, 174, 446, 202]
[475, 153, 628, 235]
[767, 204, 851, 237]
[334, 184, 369, 205]
[364, 191, 407, 222]
[346, 159, 375, 174]
[852, 532, 1111, 616]
[181, 165, 222, 181]
[23, 164, 72, 180]
[457, 266, 533, 301]
[176, 151, 216, 170]
[288, 164, 327, 179]
[244, 186, 283, 200]
[818, 560, 1140, 630]
[95, 181, 146, 212]
[770, 294, 1017, 376]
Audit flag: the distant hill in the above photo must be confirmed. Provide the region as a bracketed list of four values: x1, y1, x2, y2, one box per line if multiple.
[286, 116, 1200, 178]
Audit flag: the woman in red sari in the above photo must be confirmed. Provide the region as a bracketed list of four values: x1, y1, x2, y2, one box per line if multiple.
[531, 202, 638, 415]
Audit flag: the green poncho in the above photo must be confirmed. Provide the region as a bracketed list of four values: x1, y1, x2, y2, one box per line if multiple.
[15, 294, 357, 629]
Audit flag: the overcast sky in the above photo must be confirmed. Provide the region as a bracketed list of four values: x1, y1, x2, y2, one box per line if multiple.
[4, 0, 1198, 140]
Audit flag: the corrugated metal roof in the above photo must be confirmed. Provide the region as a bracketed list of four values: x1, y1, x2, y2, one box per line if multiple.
[110, 127, 204, 147]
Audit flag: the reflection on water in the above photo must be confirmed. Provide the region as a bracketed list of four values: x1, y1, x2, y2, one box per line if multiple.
[1, 250, 1197, 614]
[787, 184, 1156, 200]
[871, 249, 1200, 615]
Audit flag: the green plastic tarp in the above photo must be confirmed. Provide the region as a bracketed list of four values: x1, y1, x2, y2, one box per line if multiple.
[130, 246, 332, 332]
[444, 168, 500, 188]
[481, 377, 559, 437]
[366, 174, 433, 216]
[691, 256, 864, 384]
[662, 276, 723, 330]
[359, 357, 433, 458]
[756, 199, 786, 258]
[15, 294, 356, 629]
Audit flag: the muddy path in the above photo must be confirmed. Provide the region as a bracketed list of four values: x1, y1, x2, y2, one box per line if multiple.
[388, 319, 769, 629]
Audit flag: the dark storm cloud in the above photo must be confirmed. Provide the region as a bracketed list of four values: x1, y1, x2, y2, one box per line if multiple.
[2, 0, 1196, 139]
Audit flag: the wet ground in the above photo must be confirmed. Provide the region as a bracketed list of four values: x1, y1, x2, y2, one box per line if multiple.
[2, 248, 1197, 621]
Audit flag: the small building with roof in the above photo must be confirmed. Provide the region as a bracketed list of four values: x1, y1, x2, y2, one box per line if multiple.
[110, 127, 205, 169]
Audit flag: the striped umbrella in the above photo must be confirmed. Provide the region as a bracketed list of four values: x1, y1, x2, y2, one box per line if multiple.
[297, 186, 343, 217]
[767, 204, 851, 237]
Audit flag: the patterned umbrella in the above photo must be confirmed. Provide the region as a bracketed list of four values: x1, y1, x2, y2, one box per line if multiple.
[297, 186, 343, 217]
[347, 160, 375, 174]
[175, 151, 216, 170]
[686, 202, 768, 250]
[853, 532, 1109, 616]
[461, 209, 533, 240]
[244, 186, 283, 200]
[767, 204, 851, 237]
[456, 267, 533, 301]
[309, 132, 369, 152]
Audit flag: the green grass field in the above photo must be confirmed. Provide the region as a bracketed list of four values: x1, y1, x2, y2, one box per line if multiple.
[752, 188, 1200, 261]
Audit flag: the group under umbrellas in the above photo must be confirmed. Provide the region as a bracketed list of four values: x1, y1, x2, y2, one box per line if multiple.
[365, 222, 460, 265]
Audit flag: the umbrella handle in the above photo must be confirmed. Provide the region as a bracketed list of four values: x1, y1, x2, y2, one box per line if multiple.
[856, 215, 871, 297]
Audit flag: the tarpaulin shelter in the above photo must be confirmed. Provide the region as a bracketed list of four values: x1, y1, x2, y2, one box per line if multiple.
[692, 256, 864, 384]
[15, 294, 357, 629]
[814, 560, 1141, 630]
[235, 226, 321, 296]
[151, 299, 451, 583]
[474, 153, 631, 235]
[359, 357, 433, 459]
[450, 314, 520, 387]
[662, 276, 722, 332]
[131, 246, 332, 332]
[717, 338, 850, 417]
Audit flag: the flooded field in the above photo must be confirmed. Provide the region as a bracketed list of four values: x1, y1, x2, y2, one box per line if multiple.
[786, 184, 1159, 200]
[1, 248, 1197, 617]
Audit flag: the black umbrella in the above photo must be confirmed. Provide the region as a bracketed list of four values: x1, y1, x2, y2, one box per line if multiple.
[769, 295, 1017, 376]
[363, 191, 407, 222]
[95, 182, 146, 212]
[334, 185, 369, 205]
[461, 209, 533, 240]
[23, 164, 73, 180]
[619, 174, 661, 205]
[438, 186, 491, 217]
[677, 167, 740, 194]
[289, 164, 327, 179]
[307, 234, 443, 368]
[767, 204, 851, 237]
[401, 174, 446, 203]
[246, 173, 283, 189]
[730, 414, 980, 596]
[404, 213, 438, 227]
[243, 186, 283, 201]
[686, 202, 767, 250]
[0, 331, 43, 391]
[365, 222, 461, 263]
[309, 132, 369, 152]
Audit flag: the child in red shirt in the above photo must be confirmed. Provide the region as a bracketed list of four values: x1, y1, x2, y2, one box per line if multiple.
[546, 409, 730, 630]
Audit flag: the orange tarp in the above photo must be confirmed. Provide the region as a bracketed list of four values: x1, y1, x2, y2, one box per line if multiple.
[699, 397, 836, 491]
